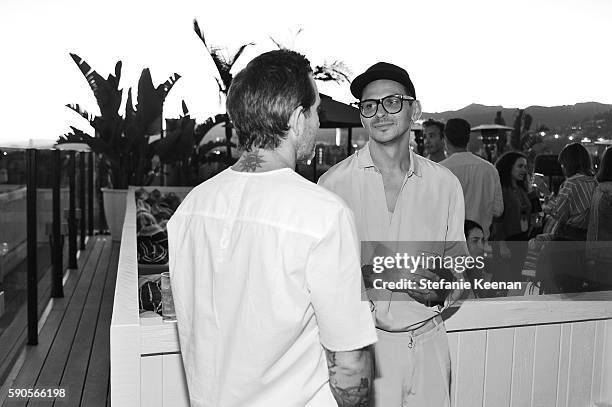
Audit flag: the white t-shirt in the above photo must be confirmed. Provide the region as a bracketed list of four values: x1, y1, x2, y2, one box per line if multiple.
[167, 168, 377, 407]
[440, 151, 504, 240]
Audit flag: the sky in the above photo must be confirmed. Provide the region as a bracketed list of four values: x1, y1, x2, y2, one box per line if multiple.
[0, 0, 611, 145]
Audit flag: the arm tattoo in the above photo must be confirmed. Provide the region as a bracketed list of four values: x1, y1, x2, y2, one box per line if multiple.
[237, 149, 265, 172]
[325, 350, 372, 407]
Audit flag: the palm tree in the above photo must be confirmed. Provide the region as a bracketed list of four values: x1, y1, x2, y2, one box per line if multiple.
[270, 29, 352, 85]
[193, 19, 253, 163]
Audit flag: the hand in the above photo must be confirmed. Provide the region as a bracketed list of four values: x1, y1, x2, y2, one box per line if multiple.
[366, 265, 445, 305]
[499, 242, 512, 259]
[361, 264, 376, 289]
[397, 268, 442, 305]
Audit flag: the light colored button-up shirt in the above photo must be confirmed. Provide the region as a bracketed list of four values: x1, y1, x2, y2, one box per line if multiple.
[168, 168, 377, 407]
[319, 143, 468, 330]
[440, 151, 504, 240]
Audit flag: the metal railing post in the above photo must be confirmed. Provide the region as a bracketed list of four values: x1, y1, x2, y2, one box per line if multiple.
[68, 151, 78, 269]
[88, 152, 94, 235]
[79, 152, 86, 249]
[26, 149, 38, 345]
[51, 149, 64, 298]
[97, 154, 108, 234]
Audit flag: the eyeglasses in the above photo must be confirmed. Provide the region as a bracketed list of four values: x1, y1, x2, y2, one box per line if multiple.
[354, 94, 415, 118]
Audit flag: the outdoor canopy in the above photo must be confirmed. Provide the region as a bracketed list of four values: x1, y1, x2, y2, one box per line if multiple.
[319, 94, 362, 129]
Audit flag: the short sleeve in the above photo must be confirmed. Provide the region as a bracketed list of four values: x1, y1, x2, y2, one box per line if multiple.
[305, 207, 377, 352]
[445, 176, 469, 258]
[444, 177, 470, 306]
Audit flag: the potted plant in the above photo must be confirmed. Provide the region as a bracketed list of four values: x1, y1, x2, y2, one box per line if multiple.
[60, 53, 185, 240]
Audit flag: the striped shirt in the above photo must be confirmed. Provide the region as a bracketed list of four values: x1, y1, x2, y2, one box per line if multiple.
[550, 174, 597, 229]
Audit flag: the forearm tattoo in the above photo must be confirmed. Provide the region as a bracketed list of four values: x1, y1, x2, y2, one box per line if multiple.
[326, 350, 372, 407]
[237, 149, 265, 172]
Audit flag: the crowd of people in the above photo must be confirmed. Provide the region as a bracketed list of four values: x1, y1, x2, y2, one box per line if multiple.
[164, 49, 611, 407]
[422, 116, 612, 295]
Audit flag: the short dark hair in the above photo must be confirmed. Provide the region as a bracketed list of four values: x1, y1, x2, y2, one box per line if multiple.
[464, 219, 483, 239]
[597, 146, 612, 182]
[558, 142, 594, 177]
[226, 50, 316, 151]
[444, 118, 471, 148]
[495, 151, 528, 189]
[422, 119, 444, 136]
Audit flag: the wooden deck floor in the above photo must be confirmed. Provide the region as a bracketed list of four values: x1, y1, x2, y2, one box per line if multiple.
[2, 236, 118, 407]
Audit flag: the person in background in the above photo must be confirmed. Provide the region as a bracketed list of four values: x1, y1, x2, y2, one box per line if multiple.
[464, 220, 493, 298]
[465, 220, 485, 258]
[441, 118, 504, 241]
[319, 61, 467, 407]
[586, 146, 612, 290]
[422, 118, 447, 162]
[546, 143, 597, 240]
[536, 143, 597, 292]
[493, 151, 540, 283]
[168, 50, 376, 407]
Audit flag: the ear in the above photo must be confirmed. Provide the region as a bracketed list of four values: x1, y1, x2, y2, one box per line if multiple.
[411, 100, 422, 122]
[288, 105, 305, 140]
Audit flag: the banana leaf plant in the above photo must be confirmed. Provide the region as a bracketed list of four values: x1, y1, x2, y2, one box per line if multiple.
[62, 53, 184, 188]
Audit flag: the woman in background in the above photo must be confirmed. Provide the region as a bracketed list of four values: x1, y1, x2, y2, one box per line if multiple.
[464, 220, 495, 297]
[493, 151, 540, 282]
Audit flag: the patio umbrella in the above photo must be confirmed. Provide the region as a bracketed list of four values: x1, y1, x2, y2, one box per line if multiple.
[309, 94, 363, 181]
[318, 93, 362, 156]
[318, 93, 362, 129]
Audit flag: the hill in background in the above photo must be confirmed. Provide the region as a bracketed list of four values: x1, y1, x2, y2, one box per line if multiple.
[145, 101, 612, 149]
[422, 102, 612, 130]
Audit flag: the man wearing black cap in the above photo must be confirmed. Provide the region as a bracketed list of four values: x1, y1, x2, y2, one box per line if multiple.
[319, 62, 468, 406]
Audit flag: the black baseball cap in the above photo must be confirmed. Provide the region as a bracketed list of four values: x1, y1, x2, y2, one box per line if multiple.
[350, 62, 416, 100]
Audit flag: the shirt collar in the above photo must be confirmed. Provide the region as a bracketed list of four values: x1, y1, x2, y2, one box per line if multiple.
[357, 141, 421, 177]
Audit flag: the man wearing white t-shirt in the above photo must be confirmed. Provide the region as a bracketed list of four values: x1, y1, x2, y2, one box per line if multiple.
[440, 118, 504, 240]
[167, 50, 376, 407]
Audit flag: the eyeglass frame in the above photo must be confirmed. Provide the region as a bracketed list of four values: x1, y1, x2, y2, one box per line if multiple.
[352, 94, 416, 118]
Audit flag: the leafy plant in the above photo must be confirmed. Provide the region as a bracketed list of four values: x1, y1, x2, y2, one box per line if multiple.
[62, 53, 186, 188]
[270, 29, 352, 84]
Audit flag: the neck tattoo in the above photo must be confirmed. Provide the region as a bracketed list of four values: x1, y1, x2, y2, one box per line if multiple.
[237, 149, 266, 172]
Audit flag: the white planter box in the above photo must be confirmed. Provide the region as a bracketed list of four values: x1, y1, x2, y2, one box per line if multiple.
[109, 186, 612, 407]
[110, 186, 192, 407]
